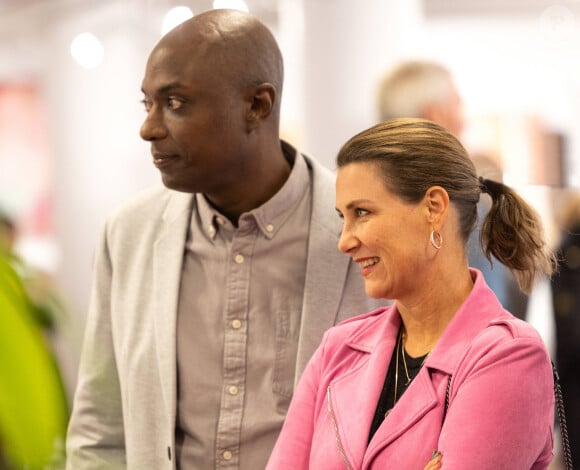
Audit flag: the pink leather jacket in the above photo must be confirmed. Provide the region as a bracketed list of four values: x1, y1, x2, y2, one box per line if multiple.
[267, 270, 554, 469]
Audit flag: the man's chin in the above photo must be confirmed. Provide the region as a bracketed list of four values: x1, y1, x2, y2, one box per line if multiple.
[160, 174, 196, 193]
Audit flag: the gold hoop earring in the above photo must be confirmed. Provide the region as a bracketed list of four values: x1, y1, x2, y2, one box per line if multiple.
[430, 230, 442, 250]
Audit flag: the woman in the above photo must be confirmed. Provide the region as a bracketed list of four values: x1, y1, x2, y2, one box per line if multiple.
[267, 119, 556, 469]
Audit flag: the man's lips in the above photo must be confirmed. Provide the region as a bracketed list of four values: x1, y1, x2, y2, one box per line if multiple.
[152, 153, 178, 169]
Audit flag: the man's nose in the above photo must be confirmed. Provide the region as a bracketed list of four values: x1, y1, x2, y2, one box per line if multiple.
[140, 108, 167, 141]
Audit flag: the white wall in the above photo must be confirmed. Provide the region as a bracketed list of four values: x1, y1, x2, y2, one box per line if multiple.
[421, 11, 580, 187]
[297, 0, 424, 167]
[44, 2, 161, 318]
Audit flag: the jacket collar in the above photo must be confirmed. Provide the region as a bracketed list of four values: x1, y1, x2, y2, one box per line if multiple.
[425, 269, 505, 375]
[344, 269, 505, 376]
[330, 270, 505, 468]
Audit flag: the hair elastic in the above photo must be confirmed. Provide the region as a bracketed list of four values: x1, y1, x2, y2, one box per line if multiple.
[478, 176, 488, 194]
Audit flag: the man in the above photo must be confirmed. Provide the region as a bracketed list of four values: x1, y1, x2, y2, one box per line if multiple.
[66, 9, 382, 470]
[377, 61, 464, 138]
[376, 60, 527, 319]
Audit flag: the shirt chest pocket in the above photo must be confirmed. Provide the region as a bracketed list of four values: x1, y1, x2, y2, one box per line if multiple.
[272, 309, 302, 402]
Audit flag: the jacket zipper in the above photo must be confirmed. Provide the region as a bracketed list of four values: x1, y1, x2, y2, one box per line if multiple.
[327, 385, 354, 470]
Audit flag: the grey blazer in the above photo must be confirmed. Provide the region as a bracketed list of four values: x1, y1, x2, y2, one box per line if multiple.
[66, 155, 384, 469]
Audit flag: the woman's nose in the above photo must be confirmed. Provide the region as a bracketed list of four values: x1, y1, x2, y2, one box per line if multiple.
[337, 223, 358, 254]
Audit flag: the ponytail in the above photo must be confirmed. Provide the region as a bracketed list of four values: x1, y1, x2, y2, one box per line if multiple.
[478, 177, 557, 293]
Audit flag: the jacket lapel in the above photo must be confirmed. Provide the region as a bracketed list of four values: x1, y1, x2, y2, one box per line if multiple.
[326, 312, 401, 468]
[152, 191, 194, 422]
[295, 157, 352, 382]
[364, 370, 439, 463]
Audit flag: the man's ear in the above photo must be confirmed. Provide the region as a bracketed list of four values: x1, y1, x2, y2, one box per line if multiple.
[422, 103, 445, 127]
[425, 186, 449, 226]
[246, 83, 276, 130]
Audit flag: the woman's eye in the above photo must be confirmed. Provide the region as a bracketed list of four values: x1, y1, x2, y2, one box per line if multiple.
[356, 208, 369, 217]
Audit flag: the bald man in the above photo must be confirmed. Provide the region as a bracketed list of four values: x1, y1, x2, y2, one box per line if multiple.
[66, 9, 382, 469]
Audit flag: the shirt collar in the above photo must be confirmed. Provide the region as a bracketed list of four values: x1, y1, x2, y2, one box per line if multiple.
[194, 141, 310, 241]
[194, 194, 233, 241]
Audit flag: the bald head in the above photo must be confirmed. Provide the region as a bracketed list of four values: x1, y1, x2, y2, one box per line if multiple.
[140, 9, 290, 210]
[156, 9, 284, 115]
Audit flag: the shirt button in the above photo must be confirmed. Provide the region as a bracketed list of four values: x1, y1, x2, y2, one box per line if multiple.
[222, 450, 233, 461]
[231, 319, 242, 329]
[216, 217, 225, 225]
[266, 224, 274, 232]
[228, 385, 239, 395]
[234, 254, 244, 264]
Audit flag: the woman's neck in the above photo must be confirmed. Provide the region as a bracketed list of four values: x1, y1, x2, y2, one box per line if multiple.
[396, 268, 474, 357]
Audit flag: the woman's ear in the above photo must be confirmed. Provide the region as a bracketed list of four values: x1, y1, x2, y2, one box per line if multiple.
[425, 186, 449, 226]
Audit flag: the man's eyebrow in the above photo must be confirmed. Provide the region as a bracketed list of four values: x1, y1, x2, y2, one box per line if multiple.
[141, 82, 187, 95]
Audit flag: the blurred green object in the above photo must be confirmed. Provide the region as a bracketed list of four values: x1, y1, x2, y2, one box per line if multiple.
[0, 253, 68, 469]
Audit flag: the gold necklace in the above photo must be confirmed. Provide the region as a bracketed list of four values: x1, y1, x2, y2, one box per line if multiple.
[385, 331, 432, 418]
[401, 334, 412, 386]
[401, 332, 431, 386]
[385, 329, 404, 418]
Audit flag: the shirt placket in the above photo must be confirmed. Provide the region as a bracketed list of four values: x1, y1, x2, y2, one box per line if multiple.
[215, 222, 257, 469]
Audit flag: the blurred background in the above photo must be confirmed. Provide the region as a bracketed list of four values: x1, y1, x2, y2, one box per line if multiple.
[0, 0, 577, 468]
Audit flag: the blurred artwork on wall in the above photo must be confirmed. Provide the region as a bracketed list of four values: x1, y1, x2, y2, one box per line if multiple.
[0, 83, 57, 271]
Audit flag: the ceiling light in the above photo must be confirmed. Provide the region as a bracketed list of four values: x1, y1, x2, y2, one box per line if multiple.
[162, 6, 194, 36]
[70, 32, 104, 69]
[213, 0, 249, 12]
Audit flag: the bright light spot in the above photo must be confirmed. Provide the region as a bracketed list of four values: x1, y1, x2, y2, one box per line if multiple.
[162, 6, 194, 36]
[70, 32, 104, 69]
[213, 0, 249, 12]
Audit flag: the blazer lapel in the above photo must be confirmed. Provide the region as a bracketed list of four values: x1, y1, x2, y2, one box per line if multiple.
[153, 191, 194, 421]
[295, 157, 352, 382]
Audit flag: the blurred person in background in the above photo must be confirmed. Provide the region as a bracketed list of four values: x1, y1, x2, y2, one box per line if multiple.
[377, 61, 464, 137]
[65, 9, 382, 470]
[0, 210, 68, 469]
[376, 60, 528, 319]
[551, 190, 580, 467]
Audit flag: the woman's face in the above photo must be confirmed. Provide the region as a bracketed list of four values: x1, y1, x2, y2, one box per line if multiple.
[336, 161, 432, 300]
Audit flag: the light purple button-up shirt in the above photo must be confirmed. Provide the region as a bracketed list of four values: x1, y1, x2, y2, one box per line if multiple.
[175, 146, 312, 469]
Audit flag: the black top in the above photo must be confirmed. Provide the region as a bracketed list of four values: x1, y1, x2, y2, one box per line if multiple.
[368, 333, 429, 443]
